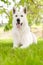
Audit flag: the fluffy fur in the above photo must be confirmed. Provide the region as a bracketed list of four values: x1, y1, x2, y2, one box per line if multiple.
[12, 7, 37, 48]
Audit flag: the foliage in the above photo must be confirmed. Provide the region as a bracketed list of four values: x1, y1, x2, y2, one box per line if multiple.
[0, 0, 13, 31]
[0, 0, 11, 5]
[19, 0, 43, 25]
[4, 11, 13, 31]
[0, 0, 43, 31]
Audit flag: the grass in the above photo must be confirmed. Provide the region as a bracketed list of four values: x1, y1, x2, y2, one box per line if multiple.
[0, 39, 43, 65]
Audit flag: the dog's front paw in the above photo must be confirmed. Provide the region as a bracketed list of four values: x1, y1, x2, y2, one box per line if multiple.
[13, 44, 18, 48]
[20, 45, 28, 48]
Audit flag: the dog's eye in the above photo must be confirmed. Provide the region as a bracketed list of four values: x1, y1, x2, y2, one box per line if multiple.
[15, 15, 17, 17]
[21, 15, 23, 17]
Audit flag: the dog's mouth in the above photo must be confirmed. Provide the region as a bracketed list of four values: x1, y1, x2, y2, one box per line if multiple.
[16, 23, 23, 28]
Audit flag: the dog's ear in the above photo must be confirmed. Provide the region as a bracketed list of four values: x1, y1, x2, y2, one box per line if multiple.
[13, 7, 16, 14]
[23, 7, 26, 14]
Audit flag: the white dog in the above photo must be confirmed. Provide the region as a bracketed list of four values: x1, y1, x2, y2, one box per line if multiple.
[12, 7, 37, 48]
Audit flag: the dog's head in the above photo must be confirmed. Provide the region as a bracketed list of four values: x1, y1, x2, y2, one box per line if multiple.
[13, 7, 27, 29]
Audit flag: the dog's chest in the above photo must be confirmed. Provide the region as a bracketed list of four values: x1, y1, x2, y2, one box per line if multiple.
[18, 30, 23, 38]
[16, 29, 24, 41]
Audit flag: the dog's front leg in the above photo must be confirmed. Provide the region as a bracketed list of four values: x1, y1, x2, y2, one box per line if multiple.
[13, 36, 19, 48]
[13, 40, 18, 48]
[20, 41, 30, 48]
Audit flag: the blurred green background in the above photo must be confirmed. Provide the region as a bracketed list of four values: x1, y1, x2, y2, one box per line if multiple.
[0, 0, 43, 39]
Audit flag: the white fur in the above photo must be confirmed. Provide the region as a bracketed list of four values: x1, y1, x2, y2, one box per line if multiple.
[12, 7, 37, 48]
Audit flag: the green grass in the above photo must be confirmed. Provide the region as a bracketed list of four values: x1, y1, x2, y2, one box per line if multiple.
[0, 39, 43, 65]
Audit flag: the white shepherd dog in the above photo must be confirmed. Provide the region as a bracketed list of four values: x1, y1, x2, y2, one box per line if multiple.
[12, 7, 37, 48]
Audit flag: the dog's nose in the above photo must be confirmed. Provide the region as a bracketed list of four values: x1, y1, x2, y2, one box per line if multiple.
[17, 18, 20, 24]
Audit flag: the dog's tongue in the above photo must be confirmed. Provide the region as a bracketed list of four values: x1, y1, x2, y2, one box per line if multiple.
[17, 24, 21, 28]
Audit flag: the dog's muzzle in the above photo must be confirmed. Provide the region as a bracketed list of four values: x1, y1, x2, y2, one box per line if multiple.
[16, 23, 23, 28]
[16, 18, 23, 28]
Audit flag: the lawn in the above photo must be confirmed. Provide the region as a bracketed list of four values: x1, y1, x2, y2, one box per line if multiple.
[0, 39, 43, 65]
